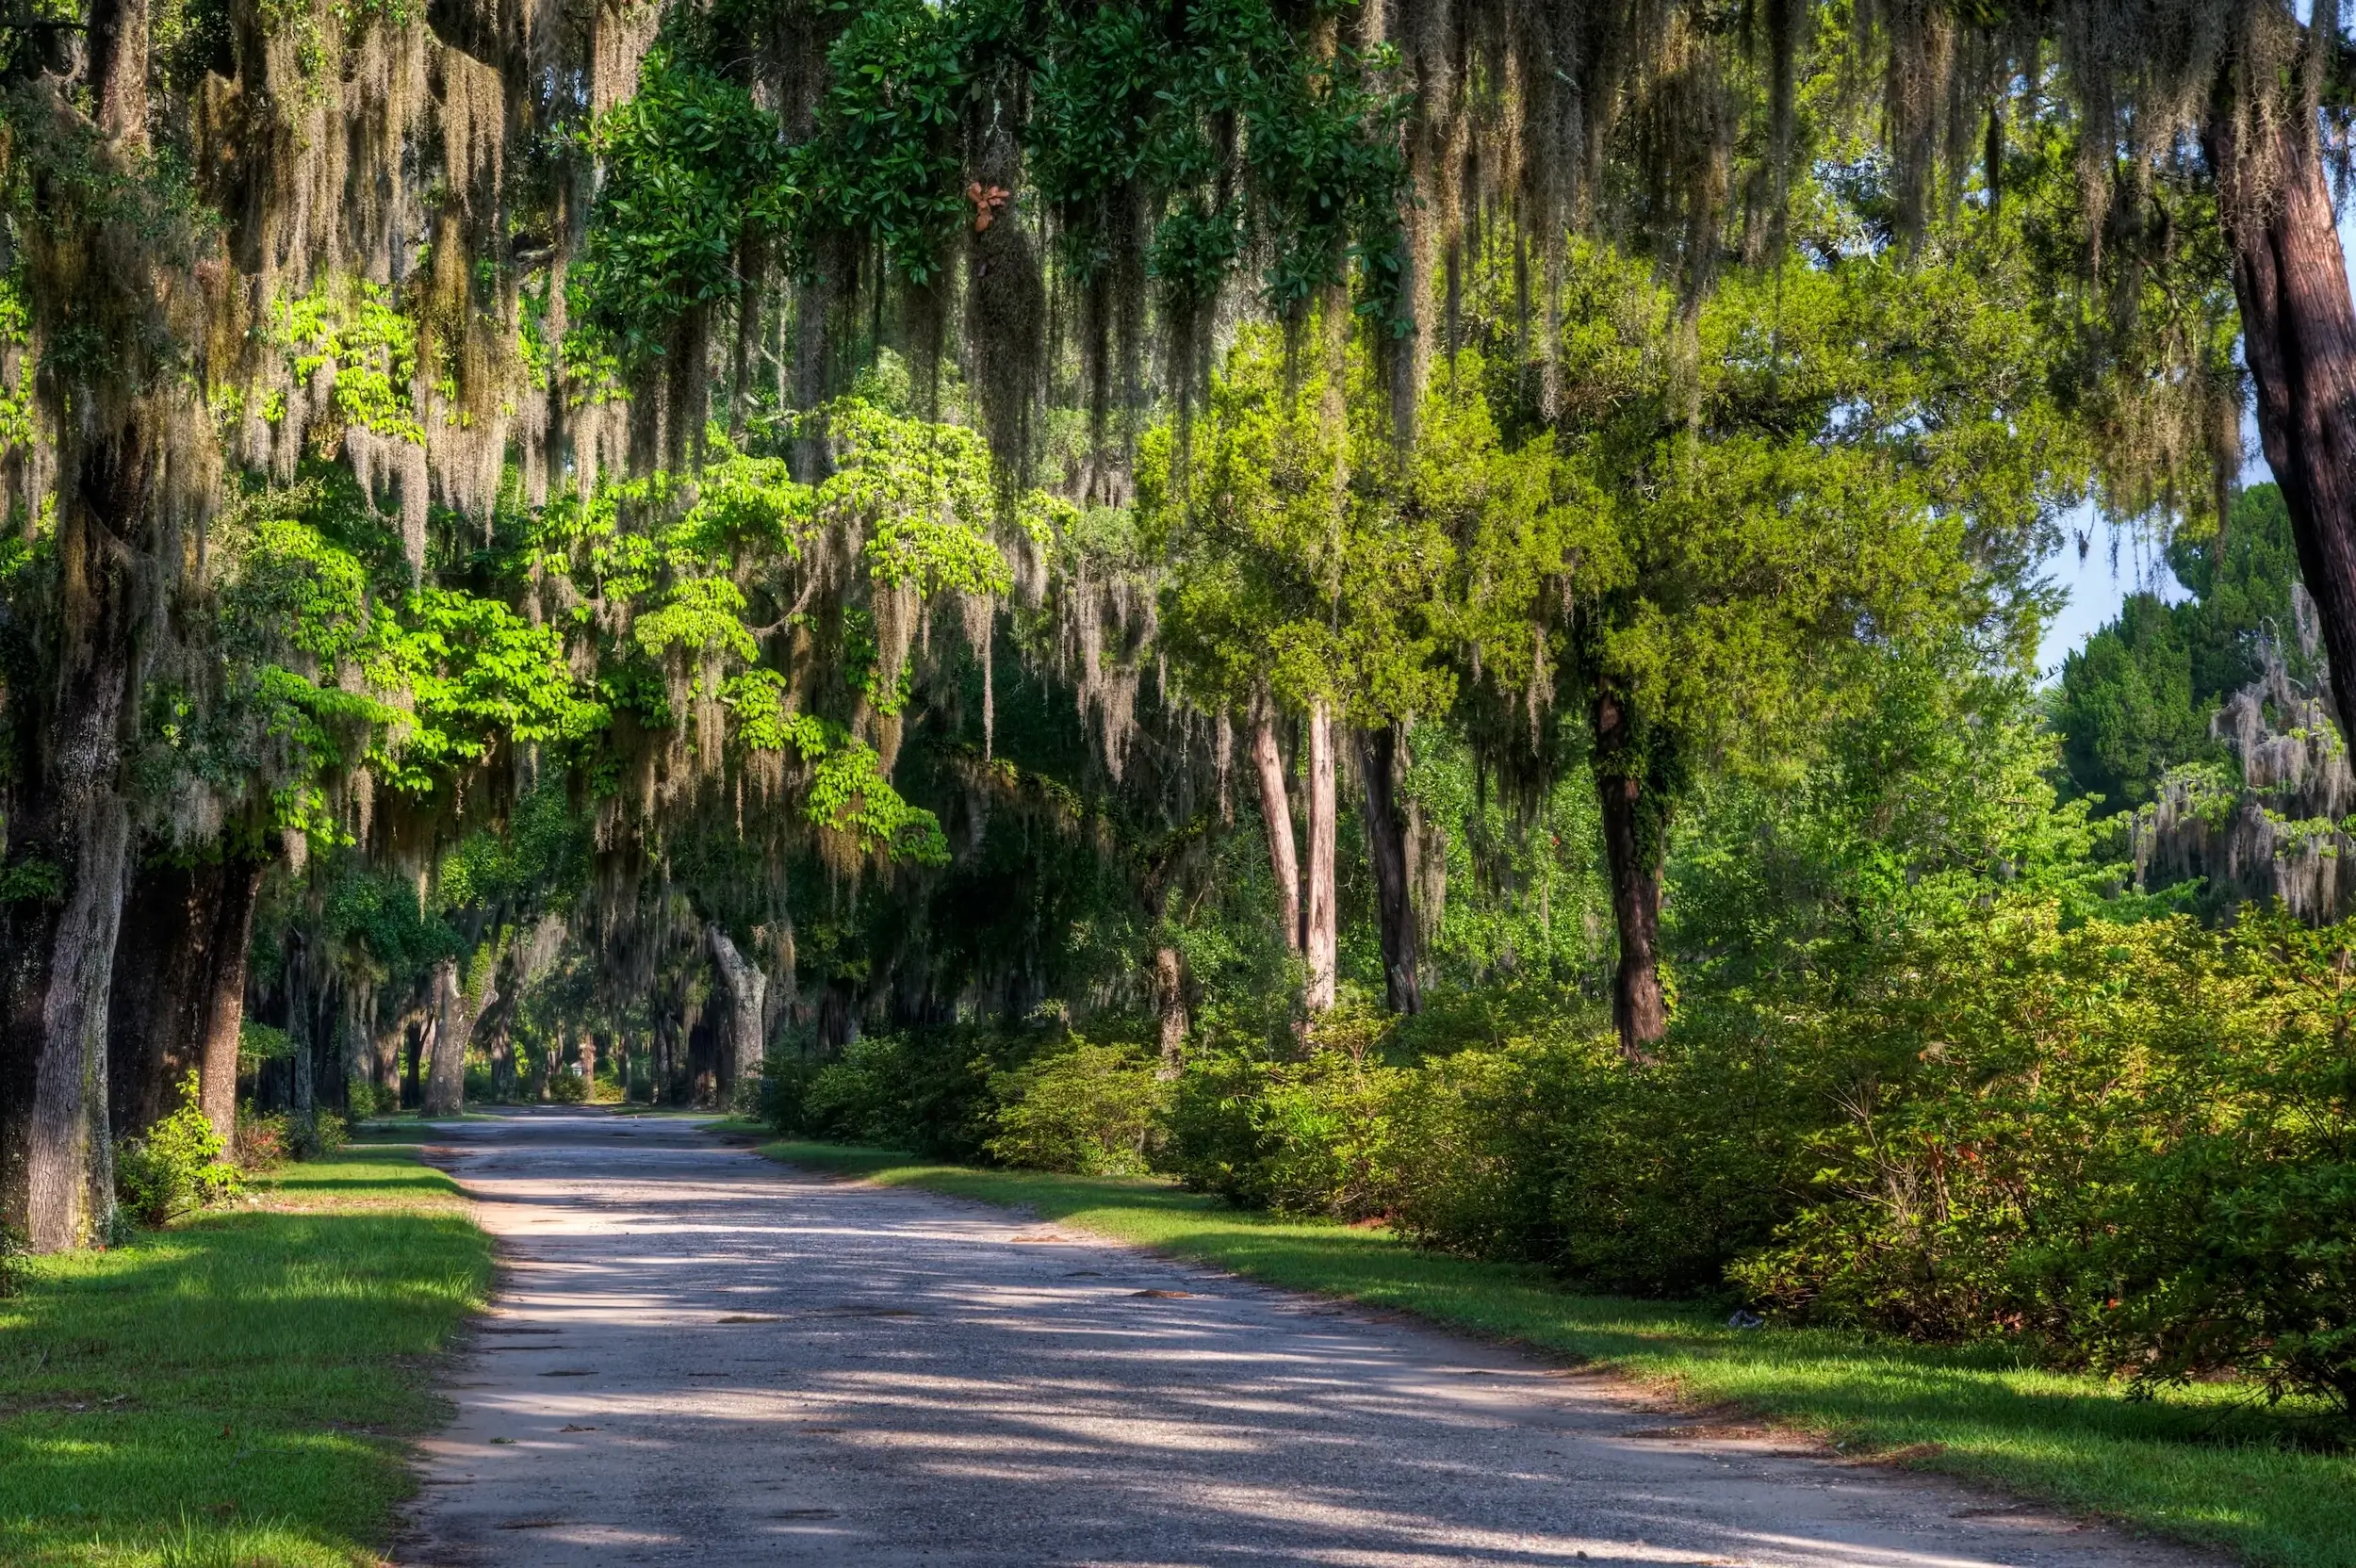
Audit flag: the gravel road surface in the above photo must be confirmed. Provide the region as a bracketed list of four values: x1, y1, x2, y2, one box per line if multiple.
[395, 1111, 2209, 1568]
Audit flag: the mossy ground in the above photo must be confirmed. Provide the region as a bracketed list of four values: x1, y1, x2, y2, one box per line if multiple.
[761, 1138, 2356, 1568]
[0, 1143, 492, 1567]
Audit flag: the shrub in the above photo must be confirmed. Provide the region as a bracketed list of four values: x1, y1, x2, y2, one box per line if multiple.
[290, 1110, 349, 1160]
[986, 1039, 1164, 1175]
[1158, 1012, 1407, 1217]
[1729, 900, 2356, 1414]
[762, 1028, 1045, 1158]
[115, 1073, 244, 1226]
[0, 1225, 30, 1298]
[235, 1110, 292, 1172]
[548, 1068, 590, 1103]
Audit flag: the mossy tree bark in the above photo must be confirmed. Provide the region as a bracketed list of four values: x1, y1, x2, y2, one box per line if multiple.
[1592, 687, 1670, 1057]
[1357, 724, 1422, 1015]
[426, 948, 501, 1117]
[2215, 118, 2356, 746]
[708, 927, 769, 1097]
[106, 854, 265, 1140]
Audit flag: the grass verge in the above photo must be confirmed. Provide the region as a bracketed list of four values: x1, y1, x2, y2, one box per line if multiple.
[0, 1144, 493, 1567]
[762, 1139, 2355, 1568]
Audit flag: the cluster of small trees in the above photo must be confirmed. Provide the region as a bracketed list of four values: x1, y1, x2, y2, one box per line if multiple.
[4, 0, 2356, 1274]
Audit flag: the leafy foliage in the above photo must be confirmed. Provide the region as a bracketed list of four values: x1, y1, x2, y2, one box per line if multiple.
[114, 1074, 243, 1226]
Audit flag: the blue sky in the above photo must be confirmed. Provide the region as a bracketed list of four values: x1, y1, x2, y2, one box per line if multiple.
[2031, 507, 2190, 679]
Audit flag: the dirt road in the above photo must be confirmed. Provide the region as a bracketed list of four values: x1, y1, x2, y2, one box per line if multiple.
[397, 1112, 2205, 1567]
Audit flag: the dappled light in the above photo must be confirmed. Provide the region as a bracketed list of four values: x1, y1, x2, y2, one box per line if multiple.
[399, 1115, 2215, 1566]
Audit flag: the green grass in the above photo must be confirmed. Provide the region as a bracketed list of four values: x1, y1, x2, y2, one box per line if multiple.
[0, 1146, 493, 1567]
[764, 1140, 2356, 1568]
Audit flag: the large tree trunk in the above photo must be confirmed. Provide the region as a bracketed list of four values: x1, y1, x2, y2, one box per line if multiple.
[0, 0, 185, 1258]
[2, 414, 156, 1250]
[1357, 725, 1422, 1015]
[426, 948, 500, 1117]
[1592, 688, 1669, 1056]
[1303, 700, 1338, 1013]
[1249, 711, 1303, 954]
[106, 854, 263, 1140]
[1153, 945, 1188, 1079]
[2215, 117, 2356, 745]
[197, 861, 263, 1140]
[708, 927, 769, 1097]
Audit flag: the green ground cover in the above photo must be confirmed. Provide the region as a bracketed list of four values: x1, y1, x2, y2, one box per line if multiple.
[0, 1145, 492, 1567]
[762, 1138, 2356, 1568]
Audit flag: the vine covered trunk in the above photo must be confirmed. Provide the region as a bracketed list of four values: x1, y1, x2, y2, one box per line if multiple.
[1593, 688, 1668, 1055]
[1357, 725, 1422, 1015]
[1250, 712, 1302, 953]
[1303, 701, 1338, 1012]
[2217, 120, 2356, 745]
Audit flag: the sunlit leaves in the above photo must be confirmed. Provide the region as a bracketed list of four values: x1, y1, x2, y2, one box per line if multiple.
[818, 399, 1010, 596]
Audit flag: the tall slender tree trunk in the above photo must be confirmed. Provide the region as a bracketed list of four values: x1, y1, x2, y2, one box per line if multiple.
[1153, 945, 1188, 1079]
[106, 854, 262, 1139]
[2215, 117, 2356, 745]
[708, 927, 769, 1097]
[197, 861, 262, 1141]
[1303, 701, 1338, 1012]
[406, 1017, 430, 1109]
[1592, 688, 1668, 1056]
[1357, 724, 1422, 1015]
[286, 937, 314, 1117]
[1249, 711, 1302, 954]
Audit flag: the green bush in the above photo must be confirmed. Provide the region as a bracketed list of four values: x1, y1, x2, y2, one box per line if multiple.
[548, 1068, 590, 1103]
[114, 1073, 244, 1226]
[0, 1225, 30, 1298]
[1728, 900, 2356, 1413]
[761, 1028, 1048, 1159]
[986, 1039, 1165, 1175]
[291, 1109, 349, 1159]
[235, 1110, 291, 1171]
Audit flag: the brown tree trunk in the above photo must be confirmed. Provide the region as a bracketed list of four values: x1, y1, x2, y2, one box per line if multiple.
[1303, 700, 1338, 1012]
[106, 854, 262, 1140]
[1593, 689, 1668, 1056]
[2216, 119, 2356, 746]
[1357, 725, 1422, 1015]
[197, 861, 262, 1141]
[708, 927, 769, 1097]
[1249, 711, 1302, 954]
[1153, 945, 1188, 1079]
[286, 937, 315, 1117]
[487, 1020, 515, 1103]
[3, 416, 155, 1250]
[426, 946, 500, 1117]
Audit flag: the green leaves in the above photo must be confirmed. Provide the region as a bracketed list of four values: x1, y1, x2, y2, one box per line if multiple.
[796, 0, 970, 286]
[818, 399, 1008, 597]
[575, 50, 790, 359]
